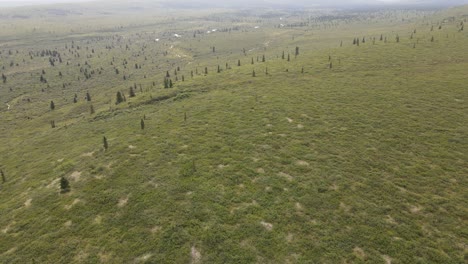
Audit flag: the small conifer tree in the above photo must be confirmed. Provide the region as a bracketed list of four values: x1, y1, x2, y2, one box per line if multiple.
[116, 91, 124, 104]
[103, 136, 108, 150]
[60, 177, 70, 193]
[129, 87, 135, 97]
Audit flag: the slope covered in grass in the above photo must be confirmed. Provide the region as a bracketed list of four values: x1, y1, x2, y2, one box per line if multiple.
[0, 3, 467, 263]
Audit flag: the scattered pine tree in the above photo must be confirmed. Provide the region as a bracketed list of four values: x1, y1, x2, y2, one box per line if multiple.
[60, 177, 70, 193]
[1, 169, 5, 183]
[103, 136, 108, 150]
[129, 87, 136, 97]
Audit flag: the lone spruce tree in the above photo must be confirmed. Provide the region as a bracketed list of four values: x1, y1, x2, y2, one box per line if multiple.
[103, 136, 108, 151]
[116, 91, 124, 104]
[129, 87, 136, 97]
[1, 169, 5, 183]
[60, 177, 70, 193]
[141, 119, 145, 130]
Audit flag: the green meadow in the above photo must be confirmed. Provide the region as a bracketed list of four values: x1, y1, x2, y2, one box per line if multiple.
[0, 2, 467, 263]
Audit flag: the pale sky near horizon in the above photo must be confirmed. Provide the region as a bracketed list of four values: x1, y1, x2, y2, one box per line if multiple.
[0, 0, 466, 5]
[0, 0, 415, 2]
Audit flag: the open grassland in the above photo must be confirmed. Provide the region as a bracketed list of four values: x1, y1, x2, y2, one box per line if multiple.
[0, 3, 467, 263]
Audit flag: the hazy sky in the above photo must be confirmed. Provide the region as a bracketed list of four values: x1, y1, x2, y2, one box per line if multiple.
[0, 0, 467, 7]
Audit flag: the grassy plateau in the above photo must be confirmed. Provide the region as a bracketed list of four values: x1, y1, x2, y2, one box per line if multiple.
[0, 1, 467, 263]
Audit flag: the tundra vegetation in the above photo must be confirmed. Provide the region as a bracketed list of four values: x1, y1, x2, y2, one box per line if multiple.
[0, 1, 467, 263]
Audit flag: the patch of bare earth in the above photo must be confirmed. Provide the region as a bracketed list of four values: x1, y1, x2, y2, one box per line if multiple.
[278, 172, 293, 181]
[296, 160, 309, 166]
[65, 198, 81, 210]
[64, 220, 72, 228]
[70, 171, 81, 182]
[46, 178, 60, 189]
[330, 183, 339, 191]
[230, 200, 258, 214]
[256, 168, 265, 174]
[81, 152, 94, 157]
[74, 250, 89, 262]
[260, 221, 273, 231]
[191, 246, 201, 264]
[353, 247, 367, 260]
[3, 247, 17, 255]
[340, 202, 351, 213]
[385, 215, 398, 225]
[98, 252, 112, 263]
[150, 226, 161, 234]
[93, 215, 102, 225]
[24, 198, 32, 208]
[295, 202, 304, 211]
[134, 253, 153, 263]
[217, 164, 228, 169]
[286, 118, 294, 123]
[2, 221, 15, 234]
[383, 255, 392, 264]
[118, 196, 129, 207]
[409, 205, 422, 214]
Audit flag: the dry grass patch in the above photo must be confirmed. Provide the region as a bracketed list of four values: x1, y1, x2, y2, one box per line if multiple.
[383, 255, 392, 264]
[296, 160, 309, 166]
[69, 171, 82, 182]
[260, 221, 273, 231]
[190, 246, 201, 264]
[24, 198, 32, 208]
[353, 247, 367, 260]
[118, 196, 129, 207]
[64, 198, 81, 210]
[64, 220, 72, 228]
[278, 172, 293, 181]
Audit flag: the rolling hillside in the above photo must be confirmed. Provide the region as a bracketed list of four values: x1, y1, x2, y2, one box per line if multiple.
[0, 3, 467, 263]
